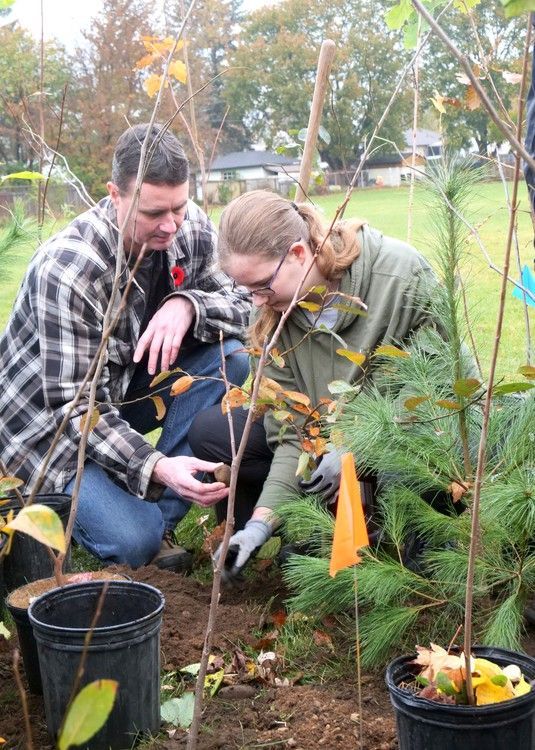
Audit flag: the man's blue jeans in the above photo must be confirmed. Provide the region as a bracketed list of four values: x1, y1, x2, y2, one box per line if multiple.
[66, 339, 248, 567]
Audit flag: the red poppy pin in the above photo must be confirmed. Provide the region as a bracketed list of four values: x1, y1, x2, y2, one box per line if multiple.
[170, 265, 185, 288]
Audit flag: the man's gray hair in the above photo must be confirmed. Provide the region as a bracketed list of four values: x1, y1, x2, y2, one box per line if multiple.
[111, 123, 189, 192]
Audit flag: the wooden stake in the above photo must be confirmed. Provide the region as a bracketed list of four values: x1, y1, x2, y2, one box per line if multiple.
[294, 40, 336, 203]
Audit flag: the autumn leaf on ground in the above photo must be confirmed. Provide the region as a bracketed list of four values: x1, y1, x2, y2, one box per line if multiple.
[313, 629, 334, 652]
[202, 521, 225, 556]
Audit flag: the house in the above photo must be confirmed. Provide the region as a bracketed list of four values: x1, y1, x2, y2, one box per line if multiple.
[193, 150, 300, 203]
[403, 128, 442, 160]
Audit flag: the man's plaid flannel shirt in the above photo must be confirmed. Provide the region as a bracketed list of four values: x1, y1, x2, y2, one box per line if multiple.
[0, 197, 251, 498]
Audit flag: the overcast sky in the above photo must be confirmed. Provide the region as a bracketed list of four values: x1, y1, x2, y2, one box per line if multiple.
[10, 0, 276, 47]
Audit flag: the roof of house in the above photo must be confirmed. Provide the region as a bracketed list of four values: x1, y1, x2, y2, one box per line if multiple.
[363, 153, 403, 167]
[403, 128, 441, 147]
[209, 150, 298, 170]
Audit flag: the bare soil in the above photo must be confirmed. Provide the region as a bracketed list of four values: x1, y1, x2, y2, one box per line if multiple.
[5, 564, 533, 750]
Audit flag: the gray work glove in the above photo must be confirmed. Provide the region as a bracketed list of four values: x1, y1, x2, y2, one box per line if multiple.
[299, 447, 342, 504]
[214, 519, 272, 582]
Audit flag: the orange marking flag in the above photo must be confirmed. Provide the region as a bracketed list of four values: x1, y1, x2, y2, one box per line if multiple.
[329, 452, 369, 577]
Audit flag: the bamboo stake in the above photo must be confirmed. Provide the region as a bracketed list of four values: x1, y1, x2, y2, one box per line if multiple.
[294, 40, 336, 203]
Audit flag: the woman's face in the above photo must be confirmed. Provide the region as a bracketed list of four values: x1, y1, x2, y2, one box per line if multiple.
[224, 241, 321, 312]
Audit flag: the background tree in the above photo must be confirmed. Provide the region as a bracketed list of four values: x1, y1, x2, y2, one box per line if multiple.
[62, 0, 157, 197]
[419, 0, 525, 152]
[0, 25, 68, 172]
[223, 0, 412, 169]
[164, 0, 249, 160]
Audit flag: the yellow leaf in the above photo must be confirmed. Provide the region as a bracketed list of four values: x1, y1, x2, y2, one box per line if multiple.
[58, 679, 118, 750]
[374, 345, 410, 358]
[5, 504, 66, 553]
[475, 679, 514, 705]
[149, 370, 173, 388]
[258, 376, 283, 401]
[335, 348, 366, 366]
[168, 59, 187, 84]
[453, 378, 481, 397]
[80, 408, 100, 433]
[144, 73, 164, 98]
[204, 669, 224, 697]
[518, 364, 535, 379]
[150, 396, 166, 422]
[0, 622, 11, 639]
[513, 676, 531, 697]
[135, 52, 156, 69]
[170, 375, 195, 396]
[431, 91, 447, 114]
[298, 301, 322, 313]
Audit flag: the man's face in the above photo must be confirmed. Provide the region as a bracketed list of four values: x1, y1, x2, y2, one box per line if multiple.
[107, 179, 189, 253]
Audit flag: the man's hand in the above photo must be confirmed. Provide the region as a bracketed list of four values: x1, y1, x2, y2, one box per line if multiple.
[213, 519, 272, 582]
[299, 448, 342, 504]
[133, 297, 195, 375]
[153, 456, 229, 506]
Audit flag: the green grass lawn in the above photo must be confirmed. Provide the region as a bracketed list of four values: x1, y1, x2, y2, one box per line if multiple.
[2, 181, 533, 381]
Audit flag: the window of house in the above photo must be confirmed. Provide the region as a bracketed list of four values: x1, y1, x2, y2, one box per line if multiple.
[222, 170, 237, 181]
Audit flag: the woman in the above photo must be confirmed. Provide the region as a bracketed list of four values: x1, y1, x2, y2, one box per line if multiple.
[188, 189, 437, 579]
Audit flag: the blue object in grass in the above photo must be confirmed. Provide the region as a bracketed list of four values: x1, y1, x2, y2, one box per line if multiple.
[512, 264, 535, 307]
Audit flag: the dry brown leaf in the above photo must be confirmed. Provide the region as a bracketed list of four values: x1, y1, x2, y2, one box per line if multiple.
[202, 521, 226, 556]
[149, 395, 166, 422]
[449, 480, 472, 503]
[465, 84, 481, 110]
[313, 630, 335, 652]
[412, 643, 462, 682]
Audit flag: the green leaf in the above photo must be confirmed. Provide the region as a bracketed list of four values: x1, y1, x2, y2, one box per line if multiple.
[180, 662, 201, 675]
[318, 125, 331, 145]
[493, 382, 535, 395]
[161, 693, 195, 728]
[332, 303, 367, 316]
[0, 0, 16, 9]
[296, 451, 312, 479]
[436, 671, 457, 696]
[500, 0, 535, 18]
[257, 535, 281, 560]
[453, 0, 481, 9]
[273, 409, 292, 422]
[415, 674, 429, 686]
[491, 674, 508, 687]
[453, 378, 481, 397]
[0, 476, 24, 497]
[327, 379, 356, 395]
[385, 0, 414, 30]
[5, 504, 66, 553]
[310, 285, 327, 295]
[0, 622, 11, 639]
[58, 679, 118, 750]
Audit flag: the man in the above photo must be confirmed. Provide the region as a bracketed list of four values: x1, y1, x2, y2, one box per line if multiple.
[0, 123, 250, 570]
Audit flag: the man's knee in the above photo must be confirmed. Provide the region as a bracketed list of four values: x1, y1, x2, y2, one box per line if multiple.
[222, 340, 249, 386]
[189, 405, 227, 461]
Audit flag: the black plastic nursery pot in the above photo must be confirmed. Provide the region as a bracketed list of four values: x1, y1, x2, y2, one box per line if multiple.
[1, 494, 72, 593]
[386, 646, 535, 750]
[6, 589, 43, 694]
[29, 580, 165, 750]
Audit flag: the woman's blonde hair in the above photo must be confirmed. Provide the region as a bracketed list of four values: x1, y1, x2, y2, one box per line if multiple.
[218, 190, 364, 347]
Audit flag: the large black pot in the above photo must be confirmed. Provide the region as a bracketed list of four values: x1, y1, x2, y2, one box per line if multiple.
[29, 580, 164, 750]
[1, 494, 72, 593]
[386, 646, 535, 749]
